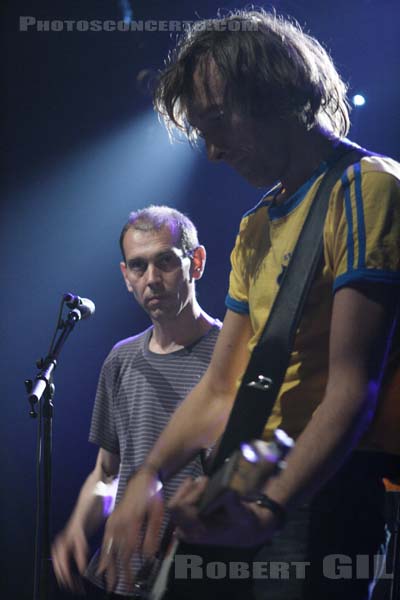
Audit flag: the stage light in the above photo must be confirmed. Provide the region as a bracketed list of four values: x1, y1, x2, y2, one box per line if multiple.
[352, 94, 366, 107]
[119, 0, 133, 24]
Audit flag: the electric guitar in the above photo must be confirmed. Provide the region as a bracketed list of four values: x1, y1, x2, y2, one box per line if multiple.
[130, 429, 294, 599]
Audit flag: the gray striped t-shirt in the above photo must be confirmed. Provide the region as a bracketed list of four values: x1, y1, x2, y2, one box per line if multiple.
[86, 322, 221, 595]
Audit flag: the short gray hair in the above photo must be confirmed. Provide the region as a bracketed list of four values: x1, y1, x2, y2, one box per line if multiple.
[119, 205, 199, 261]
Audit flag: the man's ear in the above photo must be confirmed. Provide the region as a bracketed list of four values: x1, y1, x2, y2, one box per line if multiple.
[190, 245, 206, 280]
[120, 261, 133, 292]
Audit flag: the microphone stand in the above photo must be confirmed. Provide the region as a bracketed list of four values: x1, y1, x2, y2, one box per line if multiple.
[25, 306, 88, 600]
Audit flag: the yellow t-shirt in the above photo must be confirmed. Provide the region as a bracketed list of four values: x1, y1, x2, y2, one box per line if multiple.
[226, 154, 400, 452]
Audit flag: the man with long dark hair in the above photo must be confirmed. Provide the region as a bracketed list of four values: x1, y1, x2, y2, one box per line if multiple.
[98, 10, 400, 599]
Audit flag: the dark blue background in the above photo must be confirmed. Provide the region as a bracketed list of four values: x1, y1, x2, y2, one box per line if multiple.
[1, 1, 399, 597]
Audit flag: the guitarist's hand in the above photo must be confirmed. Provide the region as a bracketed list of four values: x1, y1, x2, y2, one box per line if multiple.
[169, 476, 280, 548]
[96, 469, 164, 592]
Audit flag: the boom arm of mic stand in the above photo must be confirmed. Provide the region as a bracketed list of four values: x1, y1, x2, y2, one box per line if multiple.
[27, 309, 82, 417]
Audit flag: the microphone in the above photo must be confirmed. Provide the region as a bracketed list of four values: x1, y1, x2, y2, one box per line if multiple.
[64, 293, 96, 320]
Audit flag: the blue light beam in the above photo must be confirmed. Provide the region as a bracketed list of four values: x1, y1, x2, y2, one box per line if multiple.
[118, 0, 133, 24]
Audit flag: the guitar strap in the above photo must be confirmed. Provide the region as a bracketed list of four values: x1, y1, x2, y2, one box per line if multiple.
[210, 142, 373, 474]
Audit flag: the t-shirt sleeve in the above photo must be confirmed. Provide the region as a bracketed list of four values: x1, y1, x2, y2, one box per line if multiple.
[89, 351, 120, 455]
[225, 222, 250, 314]
[325, 162, 400, 291]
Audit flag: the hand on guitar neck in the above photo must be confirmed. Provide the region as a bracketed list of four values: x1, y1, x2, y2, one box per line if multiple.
[169, 432, 292, 548]
[146, 431, 293, 600]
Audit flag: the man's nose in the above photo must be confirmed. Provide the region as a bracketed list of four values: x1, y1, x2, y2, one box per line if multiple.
[146, 263, 162, 284]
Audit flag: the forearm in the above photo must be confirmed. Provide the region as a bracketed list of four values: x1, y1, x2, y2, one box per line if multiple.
[67, 465, 118, 538]
[265, 370, 376, 508]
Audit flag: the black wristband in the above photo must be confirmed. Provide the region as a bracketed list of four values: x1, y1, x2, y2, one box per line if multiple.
[253, 493, 287, 529]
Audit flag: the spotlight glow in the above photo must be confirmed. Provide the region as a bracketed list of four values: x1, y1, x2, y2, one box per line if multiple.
[352, 94, 366, 107]
[119, 0, 133, 24]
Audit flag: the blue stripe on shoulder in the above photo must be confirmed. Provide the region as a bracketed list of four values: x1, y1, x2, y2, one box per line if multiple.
[333, 269, 400, 292]
[353, 162, 366, 269]
[341, 169, 354, 272]
[225, 294, 249, 314]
